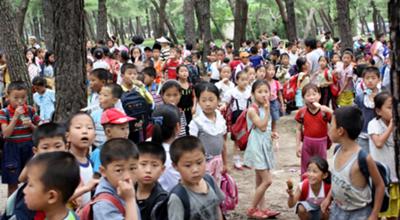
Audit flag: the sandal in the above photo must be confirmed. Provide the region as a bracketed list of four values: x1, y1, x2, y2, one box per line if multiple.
[247, 208, 269, 219]
[261, 208, 280, 218]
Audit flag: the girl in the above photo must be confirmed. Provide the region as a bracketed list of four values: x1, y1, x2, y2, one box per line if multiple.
[130, 47, 144, 72]
[287, 156, 330, 220]
[160, 80, 187, 137]
[244, 66, 256, 88]
[368, 92, 399, 219]
[275, 53, 291, 85]
[152, 104, 181, 192]
[177, 65, 195, 125]
[189, 82, 227, 184]
[25, 49, 40, 81]
[222, 71, 251, 170]
[295, 83, 332, 175]
[336, 51, 354, 107]
[42, 51, 55, 78]
[244, 80, 280, 219]
[255, 65, 266, 81]
[265, 63, 284, 137]
[295, 57, 311, 108]
[215, 65, 234, 100]
[316, 56, 335, 108]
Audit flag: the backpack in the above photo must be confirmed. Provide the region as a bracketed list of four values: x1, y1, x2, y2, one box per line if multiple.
[78, 192, 125, 220]
[231, 103, 259, 151]
[1, 183, 36, 220]
[297, 107, 332, 149]
[323, 69, 340, 97]
[151, 174, 217, 220]
[298, 178, 331, 201]
[283, 74, 299, 101]
[187, 64, 201, 85]
[220, 173, 238, 213]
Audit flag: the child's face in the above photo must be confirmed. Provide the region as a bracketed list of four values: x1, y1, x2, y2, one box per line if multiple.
[136, 154, 165, 185]
[132, 48, 141, 58]
[304, 89, 321, 105]
[23, 165, 50, 211]
[26, 51, 34, 61]
[153, 49, 160, 59]
[328, 116, 342, 143]
[208, 52, 216, 62]
[174, 149, 206, 186]
[105, 123, 130, 139]
[281, 56, 289, 65]
[376, 97, 392, 122]
[89, 74, 104, 93]
[144, 51, 152, 59]
[332, 55, 340, 64]
[306, 163, 327, 186]
[247, 68, 256, 82]
[33, 85, 46, 95]
[216, 51, 225, 61]
[178, 67, 189, 80]
[162, 87, 181, 106]
[363, 72, 380, 90]
[100, 158, 137, 189]
[253, 84, 270, 105]
[198, 91, 219, 116]
[256, 67, 266, 80]
[99, 87, 118, 109]
[220, 67, 232, 80]
[143, 74, 154, 86]
[342, 54, 352, 65]
[169, 49, 177, 59]
[8, 89, 27, 108]
[319, 58, 327, 68]
[237, 74, 249, 90]
[266, 66, 275, 79]
[34, 137, 67, 154]
[123, 68, 138, 85]
[67, 115, 95, 150]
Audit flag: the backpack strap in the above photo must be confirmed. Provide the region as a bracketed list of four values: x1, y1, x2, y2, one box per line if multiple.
[203, 174, 217, 192]
[234, 98, 240, 111]
[93, 193, 125, 216]
[323, 182, 331, 196]
[298, 107, 307, 124]
[171, 184, 190, 220]
[299, 179, 309, 201]
[358, 149, 370, 182]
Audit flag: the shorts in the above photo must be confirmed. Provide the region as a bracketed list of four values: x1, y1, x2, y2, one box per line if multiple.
[329, 202, 372, 220]
[296, 201, 321, 220]
[270, 99, 281, 121]
[1, 141, 34, 184]
[379, 183, 400, 218]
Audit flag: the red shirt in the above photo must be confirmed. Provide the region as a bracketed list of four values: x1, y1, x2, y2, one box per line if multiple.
[164, 59, 181, 80]
[295, 107, 331, 138]
[230, 60, 241, 73]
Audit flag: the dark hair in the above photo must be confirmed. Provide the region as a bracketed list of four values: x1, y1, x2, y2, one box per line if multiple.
[194, 82, 219, 100]
[153, 43, 162, 51]
[226, 43, 233, 49]
[160, 80, 181, 95]
[307, 156, 331, 184]
[44, 51, 54, 66]
[185, 43, 193, 51]
[90, 68, 109, 81]
[144, 46, 152, 52]
[130, 47, 143, 62]
[235, 70, 247, 81]
[103, 83, 123, 99]
[25, 48, 38, 65]
[66, 112, 95, 132]
[251, 79, 270, 94]
[280, 52, 289, 60]
[362, 66, 380, 78]
[33, 122, 67, 147]
[302, 83, 320, 97]
[176, 64, 189, 78]
[32, 76, 47, 87]
[121, 63, 137, 75]
[7, 80, 28, 94]
[170, 136, 205, 164]
[142, 67, 157, 78]
[100, 138, 139, 167]
[250, 46, 258, 54]
[374, 91, 392, 119]
[296, 57, 308, 72]
[93, 48, 104, 60]
[151, 104, 181, 144]
[27, 152, 80, 203]
[342, 50, 354, 59]
[318, 56, 328, 63]
[120, 50, 130, 62]
[333, 106, 363, 140]
[137, 141, 166, 164]
[304, 38, 317, 50]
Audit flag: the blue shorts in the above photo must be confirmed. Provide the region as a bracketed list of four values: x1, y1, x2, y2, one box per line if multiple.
[270, 99, 281, 121]
[296, 201, 321, 220]
[329, 202, 372, 220]
[2, 141, 34, 184]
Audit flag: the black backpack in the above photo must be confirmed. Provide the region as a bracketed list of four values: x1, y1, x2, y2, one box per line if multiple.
[187, 64, 201, 85]
[150, 175, 217, 220]
[1, 183, 36, 220]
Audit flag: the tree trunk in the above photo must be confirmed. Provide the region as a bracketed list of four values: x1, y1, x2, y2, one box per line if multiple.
[110, 16, 118, 37]
[312, 13, 318, 37]
[194, 0, 212, 61]
[336, 0, 353, 52]
[146, 8, 151, 38]
[233, 0, 248, 50]
[42, 0, 55, 50]
[284, 0, 297, 42]
[379, 14, 387, 35]
[388, 0, 400, 183]
[97, 0, 108, 41]
[15, 0, 30, 38]
[303, 8, 315, 39]
[372, 0, 380, 38]
[128, 18, 135, 38]
[211, 14, 225, 40]
[150, 0, 167, 38]
[194, 0, 204, 39]
[319, 8, 335, 36]
[119, 17, 125, 45]
[92, 10, 98, 36]
[33, 16, 41, 40]
[84, 10, 95, 41]
[51, 0, 87, 122]
[136, 16, 143, 37]
[151, 0, 178, 44]
[184, 0, 196, 46]
[319, 9, 331, 34]
[150, 9, 157, 38]
[227, 0, 235, 16]
[359, 16, 366, 35]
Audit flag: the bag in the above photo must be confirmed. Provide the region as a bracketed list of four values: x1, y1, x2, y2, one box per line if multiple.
[283, 74, 299, 101]
[187, 64, 201, 85]
[78, 192, 125, 220]
[220, 173, 238, 213]
[151, 174, 217, 220]
[299, 178, 331, 201]
[358, 149, 391, 212]
[323, 69, 339, 97]
[121, 89, 152, 136]
[297, 107, 332, 149]
[1, 183, 36, 220]
[231, 103, 258, 151]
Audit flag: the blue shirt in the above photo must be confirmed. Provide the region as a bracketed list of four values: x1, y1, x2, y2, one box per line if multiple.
[249, 55, 263, 68]
[33, 89, 55, 122]
[90, 109, 106, 147]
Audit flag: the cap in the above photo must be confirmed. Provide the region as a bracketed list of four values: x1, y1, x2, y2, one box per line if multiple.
[156, 36, 170, 44]
[240, 52, 250, 58]
[101, 108, 135, 125]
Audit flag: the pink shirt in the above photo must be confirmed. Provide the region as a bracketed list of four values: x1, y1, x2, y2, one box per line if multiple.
[269, 79, 282, 101]
[336, 63, 354, 91]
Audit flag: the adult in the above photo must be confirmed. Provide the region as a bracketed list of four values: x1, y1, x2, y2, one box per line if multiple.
[270, 31, 281, 49]
[304, 38, 321, 83]
[371, 33, 385, 69]
[156, 36, 171, 61]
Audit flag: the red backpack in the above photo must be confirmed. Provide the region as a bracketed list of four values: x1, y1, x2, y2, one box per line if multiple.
[283, 74, 299, 101]
[78, 193, 125, 220]
[299, 178, 331, 201]
[231, 103, 259, 151]
[323, 69, 340, 97]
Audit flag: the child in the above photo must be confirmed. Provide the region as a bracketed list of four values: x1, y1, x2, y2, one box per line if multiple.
[87, 68, 108, 113]
[287, 156, 330, 220]
[355, 66, 381, 153]
[368, 92, 400, 219]
[136, 142, 167, 220]
[336, 51, 355, 107]
[151, 104, 182, 191]
[120, 63, 154, 104]
[0, 81, 40, 196]
[316, 56, 334, 107]
[243, 80, 280, 219]
[94, 138, 140, 220]
[23, 152, 81, 220]
[295, 84, 332, 175]
[321, 106, 385, 220]
[152, 43, 163, 84]
[265, 63, 284, 136]
[275, 53, 291, 85]
[163, 47, 181, 80]
[189, 83, 227, 184]
[295, 57, 311, 108]
[215, 65, 234, 100]
[177, 65, 195, 125]
[32, 76, 55, 123]
[245, 66, 256, 88]
[168, 136, 225, 220]
[255, 65, 266, 81]
[209, 48, 225, 83]
[249, 46, 264, 68]
[143, 66, 163, 107]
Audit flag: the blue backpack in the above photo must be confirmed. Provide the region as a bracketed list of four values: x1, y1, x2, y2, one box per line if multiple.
[1, 183, 36, 220]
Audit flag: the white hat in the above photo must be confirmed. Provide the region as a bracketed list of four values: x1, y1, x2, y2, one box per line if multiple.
[156, 36, 170, 44]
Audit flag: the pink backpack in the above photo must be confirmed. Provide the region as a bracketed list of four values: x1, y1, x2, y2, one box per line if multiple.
[220, 173, 238, 213]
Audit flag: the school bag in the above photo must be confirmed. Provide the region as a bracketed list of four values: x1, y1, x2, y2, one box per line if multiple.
[297, 107, 332, 149]
[298, 178, 331, 201]
[231, 103, 259, 151]
[323, 69, 340, 97]
[220, 173, 239, 213]
[1, 183, 36, 220]
[187, 64, 201, 85]
[283, 74, 299, 101]
[78, 192, 125, 220]
[151, 174, 218, 220]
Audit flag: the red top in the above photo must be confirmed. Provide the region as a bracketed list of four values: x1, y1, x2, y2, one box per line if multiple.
[230, 60, 241, 73]
[295, 108, 331, 138]
[164, 59, 181, 80]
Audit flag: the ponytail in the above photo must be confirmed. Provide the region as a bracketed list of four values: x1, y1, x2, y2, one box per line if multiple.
[151, 104, 181, 144]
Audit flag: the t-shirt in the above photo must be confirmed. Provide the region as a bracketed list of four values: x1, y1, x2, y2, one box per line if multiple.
[336, 62, 354, 91]
[298, 181, 327, 205]
[222, 87, 251, 112]
[269, 79, 282, 101]
[136, 182, 167, 220]
[209, 61, 222, 81]
[215, 80, 235, 100]
[80, 160, 94, 206]
[159, 143, 181, 192]
[295, 108, 331, 138]
[164, 59, 180, 80]
[93, 60, 110, 70]
[229, 60, 241, 73]
[63, 210, 79, 220]
[249, 55, 263, 68]
[306, 50, 321, 80]
[33, 89, 55, 122]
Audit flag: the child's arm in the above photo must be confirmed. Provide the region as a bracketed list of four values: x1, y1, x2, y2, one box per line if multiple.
[295, 123, 302, 158]
[339, 75, 351, 94]
[321, 189, 332, 214]
[222, 139, 228, 173]
[18, 166, 28, 182]
[278, 88, 285, 113]
[247, 102, 269, 132]
[69, 178, 99, 202]
[366, 155, 385, 219]
[118, 179, 139, 220]
[370, 119, 394, 149]
[287, 185, 301, 208]
[1, 106, 24, 138]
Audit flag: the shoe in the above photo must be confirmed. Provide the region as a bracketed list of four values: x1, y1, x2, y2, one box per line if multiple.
[233, 155, 243, 170]
[247, 208, 269, 219]
[261, 208, 280, 218]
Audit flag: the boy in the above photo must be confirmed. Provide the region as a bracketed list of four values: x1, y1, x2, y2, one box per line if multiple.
[120, 63, 153, 104]
[136, 142, 167, 220]
[209, 48, 225, 83]
[0, 81, 40, 196]
[168, 136, 225, 220]
[32, 76, 55, 123]
[90, 107, 134, 174]
[94, 138, 140, 220]
[355, 66, 382, 153]
[321, 106, 384, 220]
[143, 67, 162, 107]
[152, 43, 163, 84]
[163, 47, 181, 80]
[23, 151, 81, 220]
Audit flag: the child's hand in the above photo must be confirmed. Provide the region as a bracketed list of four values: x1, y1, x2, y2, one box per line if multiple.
[85, 178, 100, 192]
[286, 189, 294, 196]
[389, 119, 394, 131]
[296, 145, 302, 158]
[313, 102, 321, 109]
[222, 78, 229, 83]
[117, 179, 135, 201]
[22, 118, 33, 128]
[263, 98, 270, 109]
[14, 106, 24, 118]
[320, 198, 331, 214]
[280, 104, 286, 113]
[271, 132, 279, 140]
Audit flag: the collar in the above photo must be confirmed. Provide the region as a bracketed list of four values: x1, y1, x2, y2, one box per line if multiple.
[7, 104, 28, 114]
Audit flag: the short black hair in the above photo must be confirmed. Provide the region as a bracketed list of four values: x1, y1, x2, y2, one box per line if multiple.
[137, 141, 166, 164]
[100, 138, 139, 167]
[32, 76, 47, 87]
[103, 83, 123, 99]
[170, 136, 205, 164]
[121, 63, 136, 75]
[362, 66, 380, 78]
[302, 83, 320, 97]
[153, 43, 162, 51]
[27, 152, 80, 203]
[250, 46, 258, 54]
[304, 38, 317, 50]
[33, 122, 67, 147]
[90, 68, 109, 81]
[144, 46, 152, 52]
[142, 67, 157, 78]
[333, 106, 363, 140]
[7, 81, 28, 94]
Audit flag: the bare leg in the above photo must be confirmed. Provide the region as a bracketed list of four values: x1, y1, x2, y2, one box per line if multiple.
[250, 169, 272, 209]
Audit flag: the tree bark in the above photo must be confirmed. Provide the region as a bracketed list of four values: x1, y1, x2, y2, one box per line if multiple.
[84, 10, 96, 41]
[136, 16, 143, 38]
[372, 0, 380, 38]
[150, 0, 167, 38]
[233, 0, 248, 50]
[194, 0, 212, 61]
[97, 0, 108, 41]
[150, 9, 157, 38]
[184, 0, 196, 46]
[336, 0, 353, 52]
[194, 0, 204, 39]
[129, 18, 135, 38]
[110, 16, 118, 37]
[51, 0, 87, 122]
[15, 0, 30, 38]
[119, 17, 125, 45]
[33, 16, 41, 40]
[151, 0, 178, 44]
[319, 8, 335, 36]
[303, 8, 315, 39]
[42, 0, 55, 50]
[284, 0, 297, 42]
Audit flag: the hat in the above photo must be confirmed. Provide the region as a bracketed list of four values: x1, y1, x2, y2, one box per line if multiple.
[240, 52, 250, 58]
[156, 36, 170, 44]
[101, 108, 135, 125]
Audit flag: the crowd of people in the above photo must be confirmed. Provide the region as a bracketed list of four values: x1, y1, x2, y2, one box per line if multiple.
[0, 30, 397, 220]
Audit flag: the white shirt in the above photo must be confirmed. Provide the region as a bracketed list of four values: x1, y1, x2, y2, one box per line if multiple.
[209, 61, 222, 80]
[289, 52, 298, 66]
[159, 143, 181, 192]
[215, 80, 235, 100]
[93, 60, 110, 70]
[189, 110, 227, 137]
[222, 87, 251, 112]
[80, 162, 94, 206]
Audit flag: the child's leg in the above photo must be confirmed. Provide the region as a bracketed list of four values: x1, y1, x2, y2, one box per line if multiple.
[297, 204, 310, 220]
[250, 169, 272, 209]
[255, 171, 266, 210]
